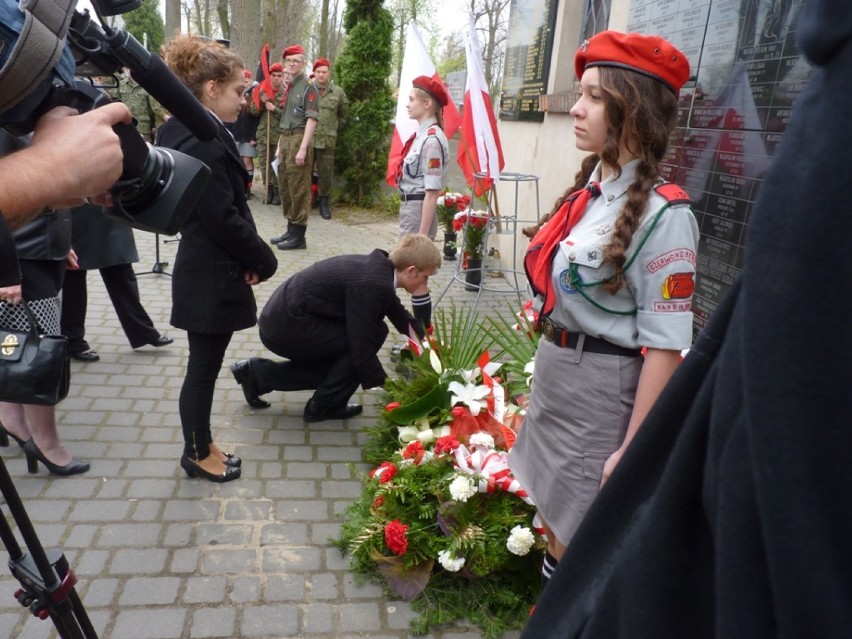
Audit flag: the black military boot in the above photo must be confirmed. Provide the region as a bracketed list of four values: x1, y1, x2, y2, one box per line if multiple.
[270, 222, 293, 245]
[277, 224, 306, 250]
[318, 196, 331, 220]
[271, 184, 281, 206]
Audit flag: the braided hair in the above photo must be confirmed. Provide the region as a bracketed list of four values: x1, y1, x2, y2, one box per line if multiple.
[597, 66, 679, 293]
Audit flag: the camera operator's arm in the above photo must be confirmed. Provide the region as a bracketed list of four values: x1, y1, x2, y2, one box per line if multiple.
[0, 104, 131, 229]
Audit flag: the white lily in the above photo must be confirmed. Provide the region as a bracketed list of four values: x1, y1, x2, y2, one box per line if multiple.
[397, 426, 420, 443]
[429, 349, 443, 375]
[448, 380, 490, 416]
[524, 358, 535, 387]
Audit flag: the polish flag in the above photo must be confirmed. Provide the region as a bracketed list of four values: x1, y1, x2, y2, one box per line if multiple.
[458, 14, 504, 196]
[386, 21, 461, 187]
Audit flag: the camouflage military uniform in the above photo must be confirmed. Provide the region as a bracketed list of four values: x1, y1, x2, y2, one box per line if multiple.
[113, 75, 166, 143]
[248, 86, 284, 188]
[312, 80, 349, 199]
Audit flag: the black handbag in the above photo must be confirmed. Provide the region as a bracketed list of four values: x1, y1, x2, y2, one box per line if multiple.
[0, 303, 70, 406]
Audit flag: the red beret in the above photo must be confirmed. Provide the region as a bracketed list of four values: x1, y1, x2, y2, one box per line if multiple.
[243, 69, 253, 79]
[313, 58, 330, 71]
[574, 31, 690, 95]
[412, 75, 449, 108]
[282, 44, 304, 58]
[269, 62, 283, 73]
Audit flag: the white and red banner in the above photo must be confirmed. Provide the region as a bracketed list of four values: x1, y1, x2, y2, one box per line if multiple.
[458, 14, 504, 196]
[386, 21, 461, 187]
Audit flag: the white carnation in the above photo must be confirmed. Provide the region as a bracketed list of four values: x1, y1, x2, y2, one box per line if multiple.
[506, 525, 535, 556]
[437, 549, 466, 572]
[448, 475, 477, 502]
[468, 432, 495, 449]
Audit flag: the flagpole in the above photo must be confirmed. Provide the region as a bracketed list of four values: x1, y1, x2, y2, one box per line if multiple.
[265, 110, 271, 190]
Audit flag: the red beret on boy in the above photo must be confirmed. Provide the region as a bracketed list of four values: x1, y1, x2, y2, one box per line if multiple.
[282, 44, 304, 58]
[412, 75, 449, 108]
[269, 62, 283, 73]
[574, 30, 690, 95]
[313, 58, 330, 71]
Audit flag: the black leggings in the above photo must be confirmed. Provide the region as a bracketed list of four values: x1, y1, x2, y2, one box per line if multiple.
[179, 331, 233, 459]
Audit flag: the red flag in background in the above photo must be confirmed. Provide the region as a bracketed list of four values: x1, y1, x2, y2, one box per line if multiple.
[458, 15, 504, 196]
[252, 43, 272, 111]
[387, 21, 461, 187]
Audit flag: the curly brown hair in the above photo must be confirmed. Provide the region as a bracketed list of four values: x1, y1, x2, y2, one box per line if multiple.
[161, 35, 244, 102]
[597, 66, 679, 292]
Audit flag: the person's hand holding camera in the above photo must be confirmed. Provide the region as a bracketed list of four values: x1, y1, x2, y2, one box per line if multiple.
[0, 103, 132, 228]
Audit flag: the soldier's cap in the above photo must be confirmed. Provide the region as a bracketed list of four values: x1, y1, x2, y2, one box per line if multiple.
[574, 30, 690, 95]
[269, 62, 284, 73]
[313, 57, 330, 71]
[282, 44, 304, 58]
[412, 75, 448, 108]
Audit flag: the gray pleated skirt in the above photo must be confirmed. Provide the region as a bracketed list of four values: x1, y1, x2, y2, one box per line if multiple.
[509, 338, 643, 547]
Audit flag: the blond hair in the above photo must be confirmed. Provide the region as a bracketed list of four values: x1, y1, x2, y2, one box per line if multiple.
[389, 234, 441, 271]
[161, 35, 244, 101]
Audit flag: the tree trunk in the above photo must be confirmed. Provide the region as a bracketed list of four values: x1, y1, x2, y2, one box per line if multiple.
[217, 0, 230, 40]
[319, 0, 330, 57]
[165, 0, 181, 40]
[231, 0, 264, 69]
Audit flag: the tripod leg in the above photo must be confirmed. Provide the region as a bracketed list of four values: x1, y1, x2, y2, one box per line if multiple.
[0, 458, 98, 638]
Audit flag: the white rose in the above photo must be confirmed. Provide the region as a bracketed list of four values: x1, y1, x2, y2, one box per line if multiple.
[448, 475, 477, 502]
[468, 432, 495, 449]
[506, 525, 535, 556]
[437, 549, 466, 572]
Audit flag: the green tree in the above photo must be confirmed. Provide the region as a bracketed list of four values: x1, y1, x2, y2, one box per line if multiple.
[122, 0, 165, 53]
[335, 0, 394, 206]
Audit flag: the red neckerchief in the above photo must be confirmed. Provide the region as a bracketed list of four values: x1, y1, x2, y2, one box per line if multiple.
[395, 132, 417, 184]
[524, 182, 601, 318]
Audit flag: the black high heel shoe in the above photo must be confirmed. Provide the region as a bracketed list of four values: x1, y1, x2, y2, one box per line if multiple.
[0, 423, 26, 449]
[210, 442, 241, 468]
[180, 454, 241, 483]
[22, 439, 90, 476]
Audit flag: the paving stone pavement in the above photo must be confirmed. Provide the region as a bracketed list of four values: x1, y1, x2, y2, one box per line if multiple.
[0, 194, 527, 639]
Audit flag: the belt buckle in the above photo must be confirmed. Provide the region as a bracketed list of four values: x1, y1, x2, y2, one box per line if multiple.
[542, 318, 555, 342]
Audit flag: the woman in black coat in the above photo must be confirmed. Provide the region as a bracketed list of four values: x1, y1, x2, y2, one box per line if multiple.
[158, 35, 277, 483]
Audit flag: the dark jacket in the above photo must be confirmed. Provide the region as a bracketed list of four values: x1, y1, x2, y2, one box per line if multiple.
[523, 1, 852, 637]
[70, 203, 139, 270]
[0, 215, 20, 287]
[156, 116, 277, 333]
[258, 249, 419, 389]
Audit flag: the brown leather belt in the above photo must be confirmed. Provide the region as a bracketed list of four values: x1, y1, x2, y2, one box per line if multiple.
[400, 192, 425, 202]
[538, 317, 642, 357]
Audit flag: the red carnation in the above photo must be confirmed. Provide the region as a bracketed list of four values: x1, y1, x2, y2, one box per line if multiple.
[384, 520, 409, 556]
[402, 440, 424, 461]
[369, 461, 398, 483]
[434, 435, 461, 455]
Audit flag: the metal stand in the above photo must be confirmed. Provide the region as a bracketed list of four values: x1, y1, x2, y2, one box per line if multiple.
[136, 233, 178, 277]
[0, 457, 98, 638]
[435, 172, 541, 315]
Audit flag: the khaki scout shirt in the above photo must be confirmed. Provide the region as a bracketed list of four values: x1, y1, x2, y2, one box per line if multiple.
[547, 159, 700, 351]
[397, 118, 449, 195]
[278, 73, 319, 132]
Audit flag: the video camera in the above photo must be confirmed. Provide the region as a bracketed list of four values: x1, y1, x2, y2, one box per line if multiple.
[0, 0, 216, 235]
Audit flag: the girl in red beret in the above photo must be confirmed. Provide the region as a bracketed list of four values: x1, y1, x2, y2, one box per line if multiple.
[510, 30, 698, 591]
[395, 75, 451, 329]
